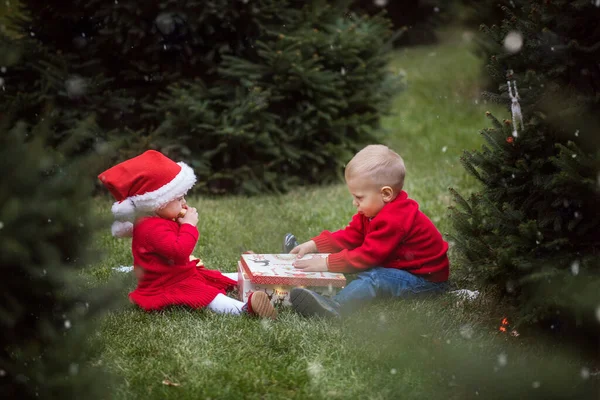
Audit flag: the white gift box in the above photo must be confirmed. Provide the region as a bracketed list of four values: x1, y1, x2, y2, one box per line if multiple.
[237, 253, 346, 307]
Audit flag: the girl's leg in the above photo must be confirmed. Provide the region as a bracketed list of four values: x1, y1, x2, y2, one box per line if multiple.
[207, 293, 245, 315]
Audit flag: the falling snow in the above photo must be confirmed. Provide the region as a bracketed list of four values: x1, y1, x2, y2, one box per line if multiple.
[65, 76, 87, 99]
[390, 368, 397, 374]
[580, 367, 590, 379]
[260, 319, 272, 331]
[571, 260, 580, 276]
[497, 353, 508, 367]
[595, 305, 600, 322]
[155, 13, 176, 35]
[374, 0, 388, 7]
[0, 221, 3, 230]
[64, 320, 72, 329]
[503, 31, 523, 54]
[459, 324, 474, 339]
[532, 381, 541, 389]
[307, 361, 323, 379]
[341, 67, 346, 76]
[442, 146, 448, 153]
[506, 280, 515, 293]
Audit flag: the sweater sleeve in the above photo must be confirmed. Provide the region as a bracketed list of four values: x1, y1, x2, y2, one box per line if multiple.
[312, 213, 365, 253]
[143, 221, 199, 265]
[326, 217, 406, 273]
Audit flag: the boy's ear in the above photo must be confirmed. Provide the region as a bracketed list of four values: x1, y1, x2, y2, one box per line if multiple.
[380, 186, 394, 202]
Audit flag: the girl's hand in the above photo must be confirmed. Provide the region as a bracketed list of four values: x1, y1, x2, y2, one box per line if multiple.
[179, 207, 198, 226]
[293, 256, 328, 272]
[289, 240, 317, 258]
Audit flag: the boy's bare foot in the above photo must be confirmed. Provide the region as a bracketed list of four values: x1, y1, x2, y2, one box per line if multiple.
[245, 291, 277, 319]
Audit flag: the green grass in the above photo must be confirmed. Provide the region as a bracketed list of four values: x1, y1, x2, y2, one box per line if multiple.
[85, 32, 596, 399]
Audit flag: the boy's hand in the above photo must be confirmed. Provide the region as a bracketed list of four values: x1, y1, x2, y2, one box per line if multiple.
[289, 240, 317, 258]
[293, 256, 328, 272]
[179, 207, 198, 226]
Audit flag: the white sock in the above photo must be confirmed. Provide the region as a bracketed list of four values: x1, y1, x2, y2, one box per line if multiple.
[207, 293, 245, 315]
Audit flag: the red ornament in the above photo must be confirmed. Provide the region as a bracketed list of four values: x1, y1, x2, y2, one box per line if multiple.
[506, 137, 514, 144]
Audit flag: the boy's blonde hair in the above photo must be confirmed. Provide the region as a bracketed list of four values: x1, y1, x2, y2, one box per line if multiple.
[344, 145, 406, 191]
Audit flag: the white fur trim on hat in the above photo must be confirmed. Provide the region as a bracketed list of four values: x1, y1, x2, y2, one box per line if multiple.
[112, 199, 136, 221]
[112, 221, 134, 237]
[111, 162, 196, 219]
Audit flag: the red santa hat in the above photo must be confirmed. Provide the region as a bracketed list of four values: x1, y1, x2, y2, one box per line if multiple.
[98, 150, 196, 237]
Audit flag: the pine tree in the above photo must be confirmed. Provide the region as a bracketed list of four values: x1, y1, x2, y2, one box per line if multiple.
[4, 1, 401, 194]
[0, 39, 117, 397]
[449, 1, 600, 330]
[0, 113, 121, 398]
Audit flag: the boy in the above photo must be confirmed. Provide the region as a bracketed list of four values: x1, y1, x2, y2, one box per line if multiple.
[289, 144, 449, 318]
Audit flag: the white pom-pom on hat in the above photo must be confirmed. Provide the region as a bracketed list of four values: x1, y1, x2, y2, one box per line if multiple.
[111, 199, 136, 221]
[111, 221, 134, 237]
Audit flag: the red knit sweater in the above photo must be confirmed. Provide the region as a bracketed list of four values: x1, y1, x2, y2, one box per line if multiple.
[129, 217, 236, 311]
[312, 191, 449, 282]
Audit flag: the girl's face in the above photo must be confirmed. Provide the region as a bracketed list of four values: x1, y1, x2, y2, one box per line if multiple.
[156, 196, 187, 220]
[346, 176, 387, 219]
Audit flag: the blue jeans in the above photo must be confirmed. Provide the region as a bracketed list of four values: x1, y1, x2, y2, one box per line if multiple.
[332, 267, 447, 313]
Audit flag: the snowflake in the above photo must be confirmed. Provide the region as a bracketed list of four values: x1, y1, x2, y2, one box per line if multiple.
[503, 31, 523, 54]
[497, 353, 507, 367]
[307, 361, 323, 379]
[581, 367, 590, 380]
[571, 260, 580, 276]
[459, 324, 474, 339]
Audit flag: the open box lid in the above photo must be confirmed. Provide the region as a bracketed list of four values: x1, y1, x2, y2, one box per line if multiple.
[239, 253, 346, 287]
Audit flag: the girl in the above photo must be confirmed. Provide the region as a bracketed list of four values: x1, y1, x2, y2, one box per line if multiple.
[98, 150, 277, 319]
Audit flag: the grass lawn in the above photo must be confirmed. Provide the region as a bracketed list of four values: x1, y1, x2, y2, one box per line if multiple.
[85, 30, 596, 399]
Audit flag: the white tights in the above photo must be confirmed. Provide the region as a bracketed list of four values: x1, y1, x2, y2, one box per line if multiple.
[207, 293, 245, 315]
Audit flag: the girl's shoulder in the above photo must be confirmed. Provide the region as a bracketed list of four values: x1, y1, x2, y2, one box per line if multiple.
[134, 216, 173, 232]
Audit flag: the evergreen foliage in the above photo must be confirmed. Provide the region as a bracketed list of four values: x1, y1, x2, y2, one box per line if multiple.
[0, 40, 117, 398]
[351, 0, 442, 45]
[449, 1, 600, 328]
[0, 113, 118, 399]
[4, 1, 401, 194]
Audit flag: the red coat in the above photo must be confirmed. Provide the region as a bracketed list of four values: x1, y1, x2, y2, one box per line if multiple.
[313, 191, 449, 282]
[129, 217, 236, 311]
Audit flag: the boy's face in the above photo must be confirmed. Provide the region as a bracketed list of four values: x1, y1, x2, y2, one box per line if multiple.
[346, 176, 392, 218]
[156, 196, 187, 220]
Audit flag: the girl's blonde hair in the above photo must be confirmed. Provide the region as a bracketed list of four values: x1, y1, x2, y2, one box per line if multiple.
[344, 145, 406, 191]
